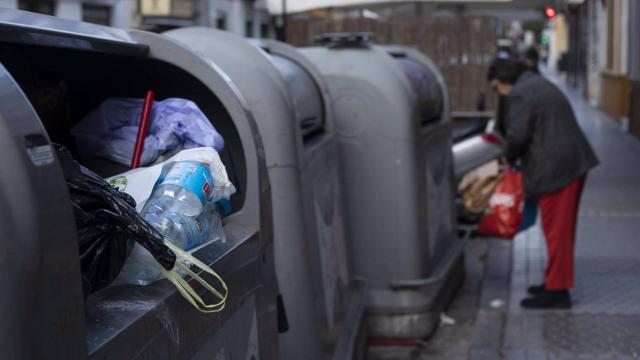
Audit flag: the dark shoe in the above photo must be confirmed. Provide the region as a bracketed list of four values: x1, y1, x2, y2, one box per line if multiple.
[527, 284, 546, 295]
[520, 289, 571, 309]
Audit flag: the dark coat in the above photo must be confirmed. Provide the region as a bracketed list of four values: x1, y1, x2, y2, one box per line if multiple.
[503, 71, 599, 199]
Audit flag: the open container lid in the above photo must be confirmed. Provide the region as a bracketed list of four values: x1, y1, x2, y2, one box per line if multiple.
[379, 45, 450, 127]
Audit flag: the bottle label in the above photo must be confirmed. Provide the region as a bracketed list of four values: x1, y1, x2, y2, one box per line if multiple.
[157, 161, 214, 206]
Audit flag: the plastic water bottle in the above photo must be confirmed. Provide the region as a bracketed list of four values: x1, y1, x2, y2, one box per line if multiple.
[141, 161, 215, 250]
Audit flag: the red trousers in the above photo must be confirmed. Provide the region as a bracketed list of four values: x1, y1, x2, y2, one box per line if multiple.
[538, 176, 586, 290]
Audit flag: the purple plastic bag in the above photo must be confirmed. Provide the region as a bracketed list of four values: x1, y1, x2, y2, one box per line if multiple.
[71, 98, 224, 166]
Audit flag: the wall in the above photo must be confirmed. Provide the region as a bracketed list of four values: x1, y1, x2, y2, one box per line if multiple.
[585, 0, 605, 105]
[83, 0, 137, 28]
[206, 0, 273, 37]
[600, 0, 631, 122]
[0, 0, 16, 8]
[286, 4, 501, 112]
[110, 0, 136, 29]
[2, 0, 83, 20]
[601, 71, 629, 120]
[253, 0, 273, 38]
[5, 0, 272, 37]
[548, 14, 568, 72]
[631, 0, 640, 80]
[55, 0, 82, 20]
[3, 0, 135, 28]
[628, 0, 640, 138]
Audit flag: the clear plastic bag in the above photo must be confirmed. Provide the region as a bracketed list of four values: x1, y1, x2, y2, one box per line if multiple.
[71, 98, 225, 166]
[108, 147, 235, 286]
[113, 204, 225, 286]
[107, 147, 236, 211]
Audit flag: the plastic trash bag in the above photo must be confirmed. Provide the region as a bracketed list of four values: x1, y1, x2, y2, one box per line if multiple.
[55, 145, 176, 297]
[112, 210, 223, 286]
[107, 147, 235, 211]
[58, 146, 228, 313]
[477, 169, 525, 239]
[108, 147, 236, 286]
[71, 98, 225, 166]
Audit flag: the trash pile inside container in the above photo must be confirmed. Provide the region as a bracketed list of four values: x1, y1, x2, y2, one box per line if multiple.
[0, 12, 282, 359]
[25, 88, 237, 311]
[62, 94, 236, 312]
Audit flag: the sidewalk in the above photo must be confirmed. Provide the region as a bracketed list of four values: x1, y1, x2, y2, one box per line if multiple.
[367, 72, 640, 360]
[501, 77, 640, 359]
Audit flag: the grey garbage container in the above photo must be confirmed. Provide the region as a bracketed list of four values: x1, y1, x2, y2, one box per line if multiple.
[0, 10, 277, 359]
[301, 34, 465, 339]
[258, 38, 367, 359]
[165, 29, 366, 360]
[164, 28, 323, 360]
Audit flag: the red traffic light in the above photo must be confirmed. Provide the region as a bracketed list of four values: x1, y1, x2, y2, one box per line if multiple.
[544, 6, 557, 19]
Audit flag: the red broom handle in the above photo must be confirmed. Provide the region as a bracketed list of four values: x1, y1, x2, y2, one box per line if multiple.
[131, 90, 155, 169]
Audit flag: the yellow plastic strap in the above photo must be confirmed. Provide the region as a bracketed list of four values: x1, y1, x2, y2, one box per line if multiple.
[160, 240, 229, 313]
[162, 263, 227, 313]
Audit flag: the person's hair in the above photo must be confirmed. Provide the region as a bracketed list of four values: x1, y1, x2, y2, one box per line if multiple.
[524, 47, 539, 73]
[487, 58, 524, 84]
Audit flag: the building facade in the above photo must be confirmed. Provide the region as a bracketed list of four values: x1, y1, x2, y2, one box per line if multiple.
[138, 0, 274, 37]
[567, 0, 640, 137]
[1, 0, 137, 28]
[0, 0, 275, 38]
[599, 0, 631, 125]
[628, 0, 640, 138]
[547, 13, 569, 76]
[202, 0, 273, 38]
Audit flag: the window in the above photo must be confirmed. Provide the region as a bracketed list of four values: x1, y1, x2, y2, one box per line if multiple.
[18, 0, 55, 15]
[82, 4, 111, 26]
[216, 12, 227, 30]
[260, 23, 270, 38]
[245, 20, 253, 37]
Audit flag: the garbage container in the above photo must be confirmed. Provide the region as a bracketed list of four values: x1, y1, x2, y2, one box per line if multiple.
[301, 34, 464, 339]
[258, 38, 367, 359]
[164, 28, 323, 360]
[0, 10, 277, 359]
[165, 29, 366, 360]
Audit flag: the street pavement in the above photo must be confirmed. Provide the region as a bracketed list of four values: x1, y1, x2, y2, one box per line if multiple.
[369, 69, 640, 359]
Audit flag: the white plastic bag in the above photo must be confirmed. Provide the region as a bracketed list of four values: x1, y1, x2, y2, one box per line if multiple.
[72, 98, 225, 166]
[109, 147, 235, 286]
[107, 147, 235, 211]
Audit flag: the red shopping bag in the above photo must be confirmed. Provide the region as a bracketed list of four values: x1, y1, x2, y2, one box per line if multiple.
[477, 170, 525, 239]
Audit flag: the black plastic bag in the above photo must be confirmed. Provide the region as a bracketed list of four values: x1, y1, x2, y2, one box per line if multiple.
[55, 145, 176, 296]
